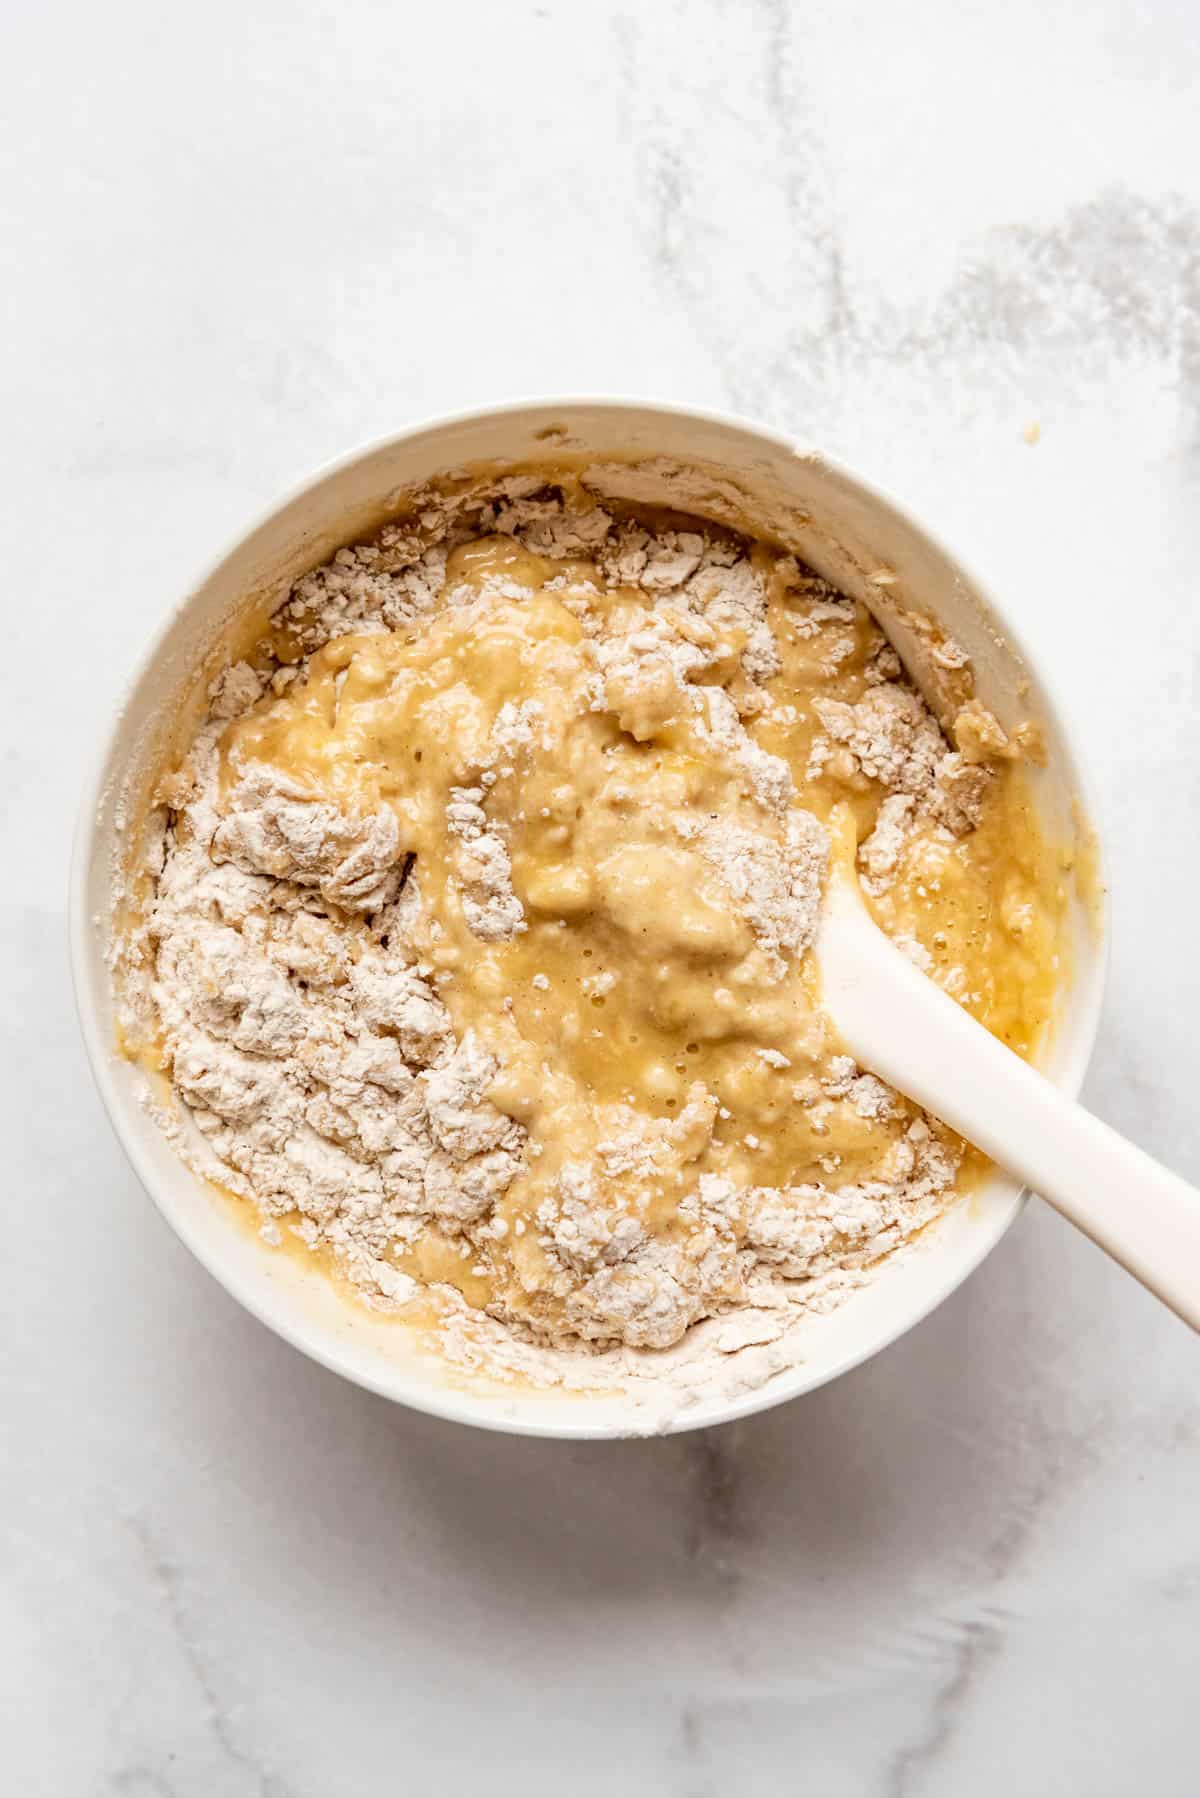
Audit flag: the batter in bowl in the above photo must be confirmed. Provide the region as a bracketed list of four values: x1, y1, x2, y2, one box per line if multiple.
[119, 474, 1064, 1368]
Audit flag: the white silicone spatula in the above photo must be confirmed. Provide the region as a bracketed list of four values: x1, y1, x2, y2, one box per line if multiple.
[816, 814, 1200, 1330]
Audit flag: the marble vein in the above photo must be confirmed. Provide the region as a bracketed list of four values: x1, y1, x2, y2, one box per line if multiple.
[116, 1518, 295, 1798]
[884, 1616, 1005, 1798]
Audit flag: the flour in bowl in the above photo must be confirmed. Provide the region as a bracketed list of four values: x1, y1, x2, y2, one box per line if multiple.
[116, 474, 1064, 1402]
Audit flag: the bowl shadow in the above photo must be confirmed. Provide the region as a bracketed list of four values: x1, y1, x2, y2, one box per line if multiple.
[174, 1195, 1109, 1642]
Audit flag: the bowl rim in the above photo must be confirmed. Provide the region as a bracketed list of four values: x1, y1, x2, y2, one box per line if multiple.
[69, 394, 1111, 1438]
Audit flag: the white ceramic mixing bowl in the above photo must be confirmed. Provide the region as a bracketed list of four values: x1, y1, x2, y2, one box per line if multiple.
[70, 399, 1108, 1437]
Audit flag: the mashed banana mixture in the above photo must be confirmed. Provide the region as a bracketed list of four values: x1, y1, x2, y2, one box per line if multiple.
[122, 476, 1063, 1368]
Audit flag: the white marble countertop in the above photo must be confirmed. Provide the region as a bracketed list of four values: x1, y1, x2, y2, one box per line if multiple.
[4, 0, 1200, 1790]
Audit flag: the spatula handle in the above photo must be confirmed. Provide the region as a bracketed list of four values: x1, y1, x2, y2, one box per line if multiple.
[822, 880, 1200, 1330]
